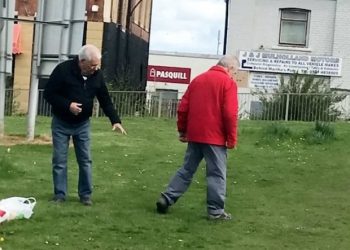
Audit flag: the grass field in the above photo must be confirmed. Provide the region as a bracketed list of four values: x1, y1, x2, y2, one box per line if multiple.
[0, 117, 349, 250]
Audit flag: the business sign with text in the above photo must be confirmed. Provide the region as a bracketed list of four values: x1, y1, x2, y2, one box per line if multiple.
[147, 65, 191, 84]
[239, 50, 342, 77]
[250, 73, 280, 89]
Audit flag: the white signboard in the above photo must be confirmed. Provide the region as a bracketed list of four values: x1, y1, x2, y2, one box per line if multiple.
[250, 73, 280, 89]
[239, 51, 342, 77]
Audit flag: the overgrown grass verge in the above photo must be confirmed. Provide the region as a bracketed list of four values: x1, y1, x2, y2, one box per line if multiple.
[256, 121, 336, 146]
[0, 117, 349, 249]
[303, 121, 335, 144]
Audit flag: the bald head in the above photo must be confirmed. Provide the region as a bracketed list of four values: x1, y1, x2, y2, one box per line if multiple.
[78, 44, 101, 61]
[217, 55, 239, 69]
[78, 44, 101, 76]
[217, 55, 239, 79]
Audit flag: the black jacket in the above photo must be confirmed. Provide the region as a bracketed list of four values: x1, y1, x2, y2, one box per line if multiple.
[44, 57, 121, 124]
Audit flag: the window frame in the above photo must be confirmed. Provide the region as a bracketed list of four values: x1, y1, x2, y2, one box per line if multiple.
[279, 8, 310, 47]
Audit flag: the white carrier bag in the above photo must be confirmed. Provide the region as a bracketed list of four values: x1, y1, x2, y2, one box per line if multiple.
[0, 197, 37, 224]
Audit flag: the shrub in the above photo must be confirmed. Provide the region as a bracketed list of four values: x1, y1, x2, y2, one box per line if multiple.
[303, 121, 335, 144]
[253, 74, 346, 121]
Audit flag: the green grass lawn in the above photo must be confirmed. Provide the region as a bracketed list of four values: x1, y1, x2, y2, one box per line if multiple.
[0, 117, 349, 250]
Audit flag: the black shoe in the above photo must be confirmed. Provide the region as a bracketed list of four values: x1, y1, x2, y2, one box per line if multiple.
[80, 197, 93, 206]
[156, 195, 169, 214]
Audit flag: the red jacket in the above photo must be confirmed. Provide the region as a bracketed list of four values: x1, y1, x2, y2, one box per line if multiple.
[177, 65, 238, 148]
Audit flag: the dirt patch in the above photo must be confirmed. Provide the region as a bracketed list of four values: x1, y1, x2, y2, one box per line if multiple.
[0, 134, 52, 146]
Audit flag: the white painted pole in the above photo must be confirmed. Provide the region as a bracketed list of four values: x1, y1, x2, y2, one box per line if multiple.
[0, 0, 14, 137]
[0, 12, 6, 137]
[27, 0, 44, 141]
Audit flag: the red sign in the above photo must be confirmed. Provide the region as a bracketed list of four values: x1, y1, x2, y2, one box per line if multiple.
[147, 65, 191, 84]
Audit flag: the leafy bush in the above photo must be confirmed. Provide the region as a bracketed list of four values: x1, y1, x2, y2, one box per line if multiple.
[253, 74, 346, 121]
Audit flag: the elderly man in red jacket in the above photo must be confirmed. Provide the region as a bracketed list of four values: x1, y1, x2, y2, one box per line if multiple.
[156, 55, 239, 220]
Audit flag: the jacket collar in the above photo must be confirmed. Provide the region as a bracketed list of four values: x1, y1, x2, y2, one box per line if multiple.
[72, 56, 82, 76]
[209, 65, 230, 76]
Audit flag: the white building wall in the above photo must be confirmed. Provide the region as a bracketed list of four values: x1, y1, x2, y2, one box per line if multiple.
[227, 0, 257, 52]
[228, 0, 336, 54]
[147, 51, 220, 98]
[332, 0, 350, 89]
[227, 0, 350, 89]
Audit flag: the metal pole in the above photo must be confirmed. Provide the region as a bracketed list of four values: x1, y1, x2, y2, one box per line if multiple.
[157, 92, 163, 118]
[0, 4, 6, 137]
[216, 29, 221, 55]
[0, 0, 13, 137]
[0, 17, 69, 27]
[95, 100, 100, 118]
[27, 0, 45, 140]
[59, 0, 71, 61]
[285, 93, 290, 121]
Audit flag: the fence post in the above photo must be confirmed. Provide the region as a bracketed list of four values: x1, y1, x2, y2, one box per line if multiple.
[157, 92, 163, 118]
[95, 99, 100, 118]
[285, 93, 289, 121]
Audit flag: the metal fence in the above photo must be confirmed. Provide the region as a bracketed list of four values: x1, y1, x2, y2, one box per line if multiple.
[4, 89, 350, 121]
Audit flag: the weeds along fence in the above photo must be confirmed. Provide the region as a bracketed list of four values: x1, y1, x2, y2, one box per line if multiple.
[4, 89, 350, 121]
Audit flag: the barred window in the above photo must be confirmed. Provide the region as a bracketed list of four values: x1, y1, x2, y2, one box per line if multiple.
[279, 8, 310, 47]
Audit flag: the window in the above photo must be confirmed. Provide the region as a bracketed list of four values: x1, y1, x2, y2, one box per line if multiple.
[279, 8, 310, 47]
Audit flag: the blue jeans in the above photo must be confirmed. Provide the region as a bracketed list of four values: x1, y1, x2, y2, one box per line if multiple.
[162, 142, 227, 215]
[51, 116, 92, 199]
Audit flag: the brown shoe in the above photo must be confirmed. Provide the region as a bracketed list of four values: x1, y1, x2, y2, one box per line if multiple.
[208, 212, 232, 220]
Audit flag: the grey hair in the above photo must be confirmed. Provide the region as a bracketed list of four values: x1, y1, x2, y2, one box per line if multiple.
[78, 44, 102, 61]
[217, 55, 239, 69]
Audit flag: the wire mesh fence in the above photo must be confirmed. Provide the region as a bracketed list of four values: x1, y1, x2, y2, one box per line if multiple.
[239, 92, 350, 121]
[3, 89, 350, 121]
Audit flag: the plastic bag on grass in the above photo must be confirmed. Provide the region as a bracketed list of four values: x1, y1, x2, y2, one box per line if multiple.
[0, 197, 36, 224]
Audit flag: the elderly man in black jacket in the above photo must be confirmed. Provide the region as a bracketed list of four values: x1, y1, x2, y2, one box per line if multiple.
[44, 44, 126, 206]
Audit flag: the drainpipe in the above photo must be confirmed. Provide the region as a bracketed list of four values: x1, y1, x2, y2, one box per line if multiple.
[223, 0, 229, 55]
[125, 0, 132, 68]
[125, 0, 144, 67]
